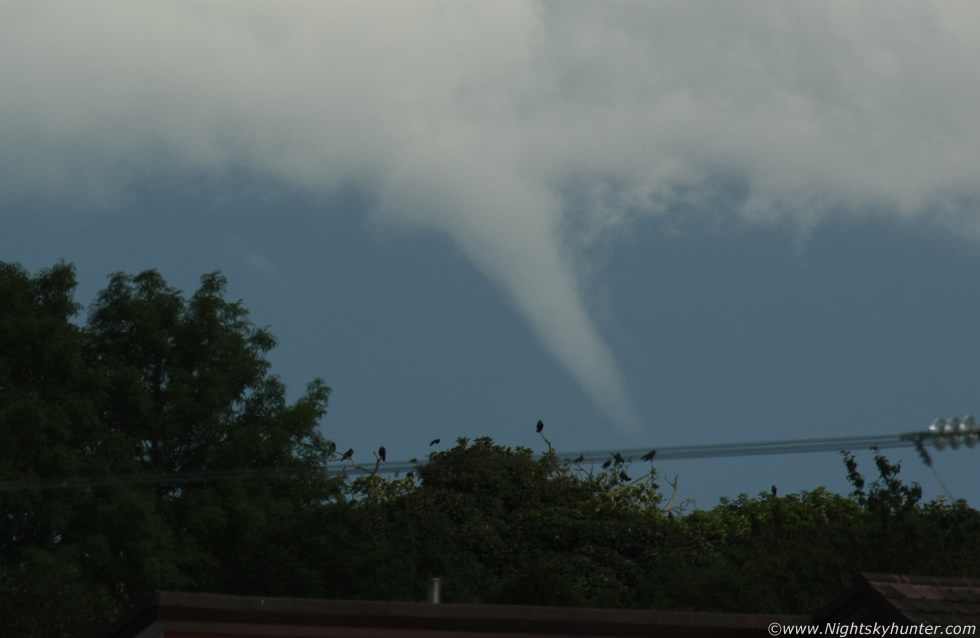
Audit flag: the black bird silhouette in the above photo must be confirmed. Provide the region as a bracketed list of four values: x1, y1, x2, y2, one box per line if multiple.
[573, 454, 585, 464]
[429, 439, 440, 446]
[619, 471, 631, 482]
[771, 485, 778, 497]
[341, 448, 354, 461]
[641, 449, 657, 462]
[602, 459, 612, 469]
[612, 452, 625, 465]
[536, 420, 544, 433]
[378, 446, 387, 462]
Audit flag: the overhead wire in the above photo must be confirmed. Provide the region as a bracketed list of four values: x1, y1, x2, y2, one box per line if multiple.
[0, 430, 957, 493]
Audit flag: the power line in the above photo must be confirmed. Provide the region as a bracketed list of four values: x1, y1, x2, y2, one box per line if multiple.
[604, 432, 911, 461]
[2, 429, 969, 493]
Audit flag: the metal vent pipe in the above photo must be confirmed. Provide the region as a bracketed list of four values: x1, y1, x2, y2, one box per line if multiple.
[427, 577, 441, 604]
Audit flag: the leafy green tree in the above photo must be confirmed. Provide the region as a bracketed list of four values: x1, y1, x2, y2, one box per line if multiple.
[82, 270, 339, 598]
[335, 440, 980, 614]
[0, 263, 94, 547]
[0, 262, 339, 637]
[660, 451, 980, 615]
[344, 438, 672, 608]
[0, 262, 114, 635]
[841, 449, 980, 577]
[670, 488, 866, 613]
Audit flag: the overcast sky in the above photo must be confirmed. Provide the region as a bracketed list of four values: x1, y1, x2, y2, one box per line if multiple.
[3, 1, 979, 507]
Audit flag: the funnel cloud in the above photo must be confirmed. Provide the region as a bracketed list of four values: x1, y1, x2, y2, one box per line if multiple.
[2, 2, 979, 428]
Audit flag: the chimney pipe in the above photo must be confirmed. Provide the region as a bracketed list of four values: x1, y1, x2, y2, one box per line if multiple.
[427, 577, 441, 604]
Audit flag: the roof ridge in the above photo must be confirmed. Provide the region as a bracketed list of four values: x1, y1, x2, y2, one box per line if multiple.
[861, 573, 980, 589]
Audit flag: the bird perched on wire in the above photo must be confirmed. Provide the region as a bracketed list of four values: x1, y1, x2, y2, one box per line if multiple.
[641, 449, 656, 462]
[535, 419, 554, 452]
[341, 448, 354, 462]
[378, 446, 386, 462]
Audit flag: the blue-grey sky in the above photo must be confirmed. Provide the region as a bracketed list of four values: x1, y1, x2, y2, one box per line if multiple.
[2, 2, 978, 508]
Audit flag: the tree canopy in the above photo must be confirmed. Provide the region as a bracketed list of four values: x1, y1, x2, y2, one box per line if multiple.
[2, 260, 979, 637]
[0, 262, 337, 635]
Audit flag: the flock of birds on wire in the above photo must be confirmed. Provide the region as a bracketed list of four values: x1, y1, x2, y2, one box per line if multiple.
[335, 419, 659, 487]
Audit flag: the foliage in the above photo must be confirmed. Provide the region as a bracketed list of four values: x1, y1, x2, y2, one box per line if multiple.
[0, 262, 338, 636]
[344, 437, 671, 607]
[3, 260, 980, 636]
[671, 488, 866, 613]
